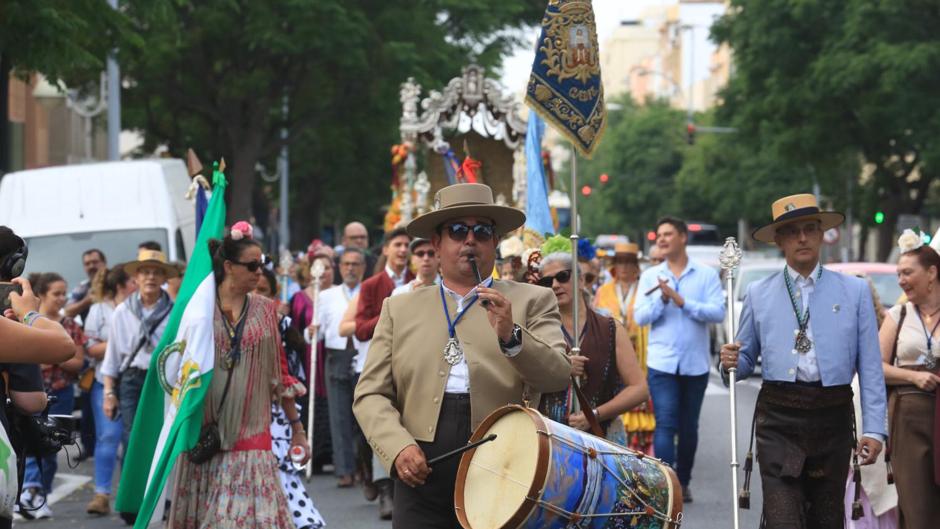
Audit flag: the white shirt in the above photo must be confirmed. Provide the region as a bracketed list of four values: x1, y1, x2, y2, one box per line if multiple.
[386, 265, 407, 288]
[100, 300, 170, 378]
[85, 301, 115, 383]
[391, 275, 441, 297]
[318, 284, 368, 362]
[787, 264, 821, 383]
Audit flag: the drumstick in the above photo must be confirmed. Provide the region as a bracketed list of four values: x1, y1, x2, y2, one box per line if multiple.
[428, 434, 497, 466]
[468, 256, 491, 308]
[644, 284, 662, 296]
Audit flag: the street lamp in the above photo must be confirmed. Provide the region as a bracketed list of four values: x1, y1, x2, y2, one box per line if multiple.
[33, 73, 108, 162]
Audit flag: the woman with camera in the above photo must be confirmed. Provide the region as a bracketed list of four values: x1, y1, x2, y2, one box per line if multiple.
[167, 223, 309, 528]
[17, 273, 86, 519]
[83, 266, 136, 516]
[0, 228, 76, 527]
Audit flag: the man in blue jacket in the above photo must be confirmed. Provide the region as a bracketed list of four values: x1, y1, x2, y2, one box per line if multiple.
[721, 193, 886, 528]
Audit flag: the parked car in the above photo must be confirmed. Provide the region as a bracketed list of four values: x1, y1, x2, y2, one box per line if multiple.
[826, 262, 902, 309]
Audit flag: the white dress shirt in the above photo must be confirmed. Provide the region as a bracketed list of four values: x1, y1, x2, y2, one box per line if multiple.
[100, 300, 170, 378]
[386, 265, 407, 288]
[787, 264, 821, 383]
[318, 284, 367, 359]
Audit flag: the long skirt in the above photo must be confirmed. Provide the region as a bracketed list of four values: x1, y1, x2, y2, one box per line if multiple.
[890, 390, 940, 529]
[168, 450, 294, 529]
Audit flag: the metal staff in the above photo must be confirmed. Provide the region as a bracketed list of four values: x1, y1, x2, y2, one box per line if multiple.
[306, 259, 326, 480]
[719, 237, 743, 529]
[569, 146, 581, 413]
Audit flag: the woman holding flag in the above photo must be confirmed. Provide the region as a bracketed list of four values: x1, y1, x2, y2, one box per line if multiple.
[168, 222, 309, 528]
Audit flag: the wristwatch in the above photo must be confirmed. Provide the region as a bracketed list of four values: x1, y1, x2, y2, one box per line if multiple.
[498, 324, 523, 350]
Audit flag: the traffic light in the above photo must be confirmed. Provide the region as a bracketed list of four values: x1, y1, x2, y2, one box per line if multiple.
[581, 185, 592, 196]
[686, 123, 696, 145]
[599, 173, 609, 184]
[874, 211, 885, 224]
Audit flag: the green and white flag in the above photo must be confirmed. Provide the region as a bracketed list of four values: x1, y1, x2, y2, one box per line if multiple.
[115, 166, 227, 527]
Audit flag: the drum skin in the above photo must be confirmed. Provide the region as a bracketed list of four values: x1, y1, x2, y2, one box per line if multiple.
[456, 405, 682, 529]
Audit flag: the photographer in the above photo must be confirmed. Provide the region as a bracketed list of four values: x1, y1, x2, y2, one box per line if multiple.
[18, 273, 86, 519]
[0, 227, 76, 528]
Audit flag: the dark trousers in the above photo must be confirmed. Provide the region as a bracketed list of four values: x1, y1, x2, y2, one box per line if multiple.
[325, 347, 357, 477]
[755, 383, 854, 529]
[393, 394, 471, 529]
[647, 367, 709, 486]
[118, 367, 148, 450]
[79, 388, 96, 456]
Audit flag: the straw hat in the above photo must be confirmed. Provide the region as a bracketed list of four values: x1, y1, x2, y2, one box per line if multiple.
[407, 183, 525, 239]
[612, 242, 640, 258]
[752, 193, 844, 243]
[124, 249, 179, 278]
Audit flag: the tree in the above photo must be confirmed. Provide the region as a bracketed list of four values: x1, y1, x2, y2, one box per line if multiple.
[118, 0, 546, 245]
[0, 0, 129, 172]
[577, 98, 687, 241]
[713, 0, 940, 259]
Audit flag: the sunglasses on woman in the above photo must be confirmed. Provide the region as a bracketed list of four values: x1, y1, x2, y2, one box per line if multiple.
[537, 269, 572, 288]
[443, 222, 495, 242]
[231, 257, 267, 272]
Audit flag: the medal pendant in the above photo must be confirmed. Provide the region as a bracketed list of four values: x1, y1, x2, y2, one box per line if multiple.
[443, 338, 463, 366]
[925, 353, 937, 371]
[795, 330, 813, 354]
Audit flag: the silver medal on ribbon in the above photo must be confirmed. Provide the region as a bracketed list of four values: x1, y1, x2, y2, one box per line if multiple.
[443, 337, 464, 366]
[795, 329, 813, 354]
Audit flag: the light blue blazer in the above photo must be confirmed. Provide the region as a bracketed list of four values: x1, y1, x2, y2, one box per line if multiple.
[735, 268, 887, 438]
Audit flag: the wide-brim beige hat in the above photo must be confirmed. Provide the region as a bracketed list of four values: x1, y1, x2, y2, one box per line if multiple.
[752, 193, 844, 243]
[407, 183, 526, 239]
[124, 249, 179, 278]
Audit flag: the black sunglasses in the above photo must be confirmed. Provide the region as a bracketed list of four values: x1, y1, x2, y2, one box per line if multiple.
[413, 250, 436, 258]
[231, 257, 266, 272]
[537, 269, 572, 288]
[444, 222, 495, 242]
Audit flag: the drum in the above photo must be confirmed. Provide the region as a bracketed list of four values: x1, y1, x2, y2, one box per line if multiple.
[455, 405, 682, 529]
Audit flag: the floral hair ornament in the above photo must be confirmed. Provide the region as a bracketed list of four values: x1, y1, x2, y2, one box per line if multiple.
[230, 221, 254, 241]
[897, 228, 925, 254]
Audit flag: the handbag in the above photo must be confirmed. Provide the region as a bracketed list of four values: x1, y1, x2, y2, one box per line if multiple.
[188, 297, 249, 464]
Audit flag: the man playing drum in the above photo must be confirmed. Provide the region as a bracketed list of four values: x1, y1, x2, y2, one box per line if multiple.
[353, 183, 570, 528]
[721, 194, 887, 528]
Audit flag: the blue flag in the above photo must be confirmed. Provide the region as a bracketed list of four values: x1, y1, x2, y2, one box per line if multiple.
[194, 185, 208, 236]
[526, 0, 606, 157]
[525, 113, 554, 236]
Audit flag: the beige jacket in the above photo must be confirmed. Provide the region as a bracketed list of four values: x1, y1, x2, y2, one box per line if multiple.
[353, 279, 570, 473]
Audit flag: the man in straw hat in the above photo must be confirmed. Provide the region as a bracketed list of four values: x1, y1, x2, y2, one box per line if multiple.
[353, 183, 570, 528]
[721, 193, 887, 528]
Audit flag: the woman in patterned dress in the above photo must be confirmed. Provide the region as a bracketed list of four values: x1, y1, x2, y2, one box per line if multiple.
[537, 250, 648, 443]
[168, 224, 309, 529]
[256, 268, 325, 529]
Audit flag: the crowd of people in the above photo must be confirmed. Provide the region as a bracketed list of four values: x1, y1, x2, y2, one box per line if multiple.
[0, 183, 937, 529]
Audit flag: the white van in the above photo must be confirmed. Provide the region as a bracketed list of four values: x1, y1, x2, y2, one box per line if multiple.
[0, 159, 195, 288]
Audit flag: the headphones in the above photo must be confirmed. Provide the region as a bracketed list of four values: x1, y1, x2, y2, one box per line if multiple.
[0, 235, 28, 280]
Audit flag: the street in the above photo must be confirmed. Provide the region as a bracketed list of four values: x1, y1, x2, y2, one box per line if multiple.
[19, 367, 765, 529]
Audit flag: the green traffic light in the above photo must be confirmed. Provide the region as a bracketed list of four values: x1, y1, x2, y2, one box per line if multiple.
[874, 211, 885, 224]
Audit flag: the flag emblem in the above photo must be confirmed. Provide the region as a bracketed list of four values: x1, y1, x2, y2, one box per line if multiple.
[527, 0, 606, 156]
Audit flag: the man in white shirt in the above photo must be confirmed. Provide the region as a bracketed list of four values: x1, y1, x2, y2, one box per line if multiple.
[318, 248, 367, 488]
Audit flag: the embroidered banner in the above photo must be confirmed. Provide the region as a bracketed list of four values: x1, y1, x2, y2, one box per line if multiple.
[526, 0, 607, 157]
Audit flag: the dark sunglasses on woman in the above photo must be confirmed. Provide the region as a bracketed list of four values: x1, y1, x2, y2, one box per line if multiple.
[536, 269, 572, 288]
[231, 255, 267, 272]
[443, 222, 495, 242]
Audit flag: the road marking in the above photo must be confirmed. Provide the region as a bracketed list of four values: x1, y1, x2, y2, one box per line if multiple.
[47, 472, 92, 506]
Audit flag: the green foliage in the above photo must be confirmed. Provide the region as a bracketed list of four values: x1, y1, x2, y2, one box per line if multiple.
[115, 0, 544, 244]
[577, 97, 686, 241]
[540, 234, 571, 257]
[713, 0, 940, 258]
[0, 0, 131, 80]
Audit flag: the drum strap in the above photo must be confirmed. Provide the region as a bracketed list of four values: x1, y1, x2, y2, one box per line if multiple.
[572, 376, 604, 437]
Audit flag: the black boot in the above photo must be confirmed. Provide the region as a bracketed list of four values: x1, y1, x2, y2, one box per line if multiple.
[377, 479, 394, 520]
